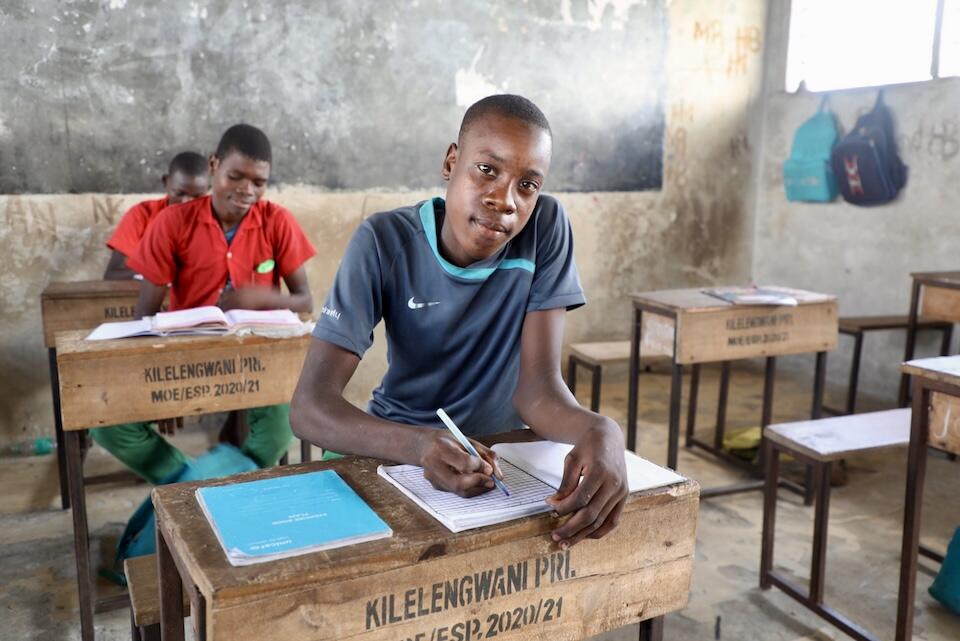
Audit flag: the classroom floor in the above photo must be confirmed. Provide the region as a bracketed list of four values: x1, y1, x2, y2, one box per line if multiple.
[2, 361, 959, 641]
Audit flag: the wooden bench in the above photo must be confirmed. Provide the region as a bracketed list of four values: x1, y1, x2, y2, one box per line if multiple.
[124, 554, 189, 641]
[760, 408, 911, 641]
[567, 341, 665, 412]
[826, 315, 952, 415]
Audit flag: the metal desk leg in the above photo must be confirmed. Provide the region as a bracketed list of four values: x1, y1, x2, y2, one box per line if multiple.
[65, 430, 94, 641]
[757, 357, 776, 475]
[627, 308, 642, 453]
[810, 462, 832, 604]
[759, 438, 779, 589]
[714, 361, 731, 450]
[567, 354, 577, 396]
[638, 616, 664, 641]
[301, 439, 312, 463]
[667, 362, 683, 470]
[49, 348, 70, 510]
[157, 521, 186, 641]
[899, 280, 922, 407]
[685, 364, 700, 447]
[845, 334, 864, 416]
[805, 352, 827, 505]
[895, 380, 930, 641]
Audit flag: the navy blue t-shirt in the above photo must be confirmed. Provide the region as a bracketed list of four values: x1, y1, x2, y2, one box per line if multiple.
[312, 195, 585, 436]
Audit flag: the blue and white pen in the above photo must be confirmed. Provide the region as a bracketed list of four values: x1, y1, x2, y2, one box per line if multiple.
[436, 408, 510, 497]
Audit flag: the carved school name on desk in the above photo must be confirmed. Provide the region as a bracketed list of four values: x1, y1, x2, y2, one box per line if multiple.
[365, 550, 574, 631]
[142, 355, 265, 383]
[725, 312, 793, 347]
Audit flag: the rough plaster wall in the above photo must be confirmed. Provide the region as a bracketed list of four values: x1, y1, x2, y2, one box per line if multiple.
[0, 0, 665, 193]
[0, 0, 766, 445]
[752, 2, 959, 401]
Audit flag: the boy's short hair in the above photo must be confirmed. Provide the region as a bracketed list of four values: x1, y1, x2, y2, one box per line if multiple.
[215, 124, 272, 164]
[167, 151, 208, 176]
[458, 94, 552, 142]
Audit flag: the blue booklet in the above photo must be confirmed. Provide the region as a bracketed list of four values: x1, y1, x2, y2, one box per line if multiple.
[196, 470, 392, 566]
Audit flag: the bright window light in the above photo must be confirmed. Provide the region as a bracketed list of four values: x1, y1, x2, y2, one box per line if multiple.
[786, 0, 938, 92]
[939, 1, 960, 76]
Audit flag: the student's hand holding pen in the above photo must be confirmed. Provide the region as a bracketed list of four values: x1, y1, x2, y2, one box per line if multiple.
[418, 430, 505, 498]
[545, 419, 628, 549]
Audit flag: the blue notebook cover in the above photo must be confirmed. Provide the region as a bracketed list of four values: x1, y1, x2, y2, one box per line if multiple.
[196, 470, 392, 566]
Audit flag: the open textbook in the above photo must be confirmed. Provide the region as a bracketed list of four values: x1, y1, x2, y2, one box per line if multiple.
[702, 286, 799, 307]
[197, 470, 393, 566]
[377, 441, 684, 533]
[85, 306, 308, 340]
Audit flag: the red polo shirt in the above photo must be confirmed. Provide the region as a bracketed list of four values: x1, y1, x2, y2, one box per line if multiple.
[106, 196, 170, 257]
[127, 195, 316, 311]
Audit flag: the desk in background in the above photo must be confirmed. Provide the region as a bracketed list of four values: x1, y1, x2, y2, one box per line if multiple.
[153, 433, 701, 641]
[626, 287, 837, 498]
[41, 280, 144, 509]
[897, 356, 960, 641]
[55, 330, 312, 641]
[900, 271, 960, 406]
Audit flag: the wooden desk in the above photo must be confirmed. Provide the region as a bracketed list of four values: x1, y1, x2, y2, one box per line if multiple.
[56, 330, 312, 641]
[899, 271, 960, 406]
[152, 440, 700, 641]
[626, 287, 837, 498]
[896, 356, 960, 641]
[41, 280, 144, 509]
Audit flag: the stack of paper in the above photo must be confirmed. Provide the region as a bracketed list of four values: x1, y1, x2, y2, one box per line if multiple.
[197, 470, 393, 566]
[377, 441, 684, 533]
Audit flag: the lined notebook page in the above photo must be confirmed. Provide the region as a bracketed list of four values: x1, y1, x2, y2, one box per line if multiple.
[377, 460, 555, 532]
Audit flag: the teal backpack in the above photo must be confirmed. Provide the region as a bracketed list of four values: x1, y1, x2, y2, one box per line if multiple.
[783, 96, 839, 202]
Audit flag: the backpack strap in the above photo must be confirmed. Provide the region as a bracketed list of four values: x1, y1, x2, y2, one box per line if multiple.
[817, 94, 831, 113]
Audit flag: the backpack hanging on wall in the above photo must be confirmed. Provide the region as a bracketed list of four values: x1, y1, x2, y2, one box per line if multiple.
[830, 91, 908, 205]
[783, 95, 839, 202]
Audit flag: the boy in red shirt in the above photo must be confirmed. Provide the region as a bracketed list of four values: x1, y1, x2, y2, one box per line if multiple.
[104, 151, 210, 280]
[92, 125, 316, 483]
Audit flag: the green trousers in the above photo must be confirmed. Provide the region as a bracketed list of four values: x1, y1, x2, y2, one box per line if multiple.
[91, 404, 293, 485]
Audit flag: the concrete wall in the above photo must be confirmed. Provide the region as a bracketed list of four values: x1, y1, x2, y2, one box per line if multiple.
[752, 2, 960, 401]
[0, 0, 767, 446]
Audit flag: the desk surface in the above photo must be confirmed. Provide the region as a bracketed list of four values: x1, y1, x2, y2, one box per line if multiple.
[630, 287, 835, 316]
[154, 446, 700, 641]
[910, 271, 960, 287]
[55, 328, 310, 360]
[901, 355, 960, 386]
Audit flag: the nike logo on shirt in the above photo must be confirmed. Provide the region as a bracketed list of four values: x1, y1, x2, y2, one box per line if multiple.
[408, 296, 440, 309]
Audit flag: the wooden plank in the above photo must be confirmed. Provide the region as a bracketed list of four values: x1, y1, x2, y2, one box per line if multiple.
[920, 285, 960, 323]
[124, 555, 190, 627]
[152, 455, 699, 641]
[838, 315, 951, 332]
[911, 271, 960, 287]
[41, 280, 143, 348]
[674, 299, 837, 364]
[56, 330, 310, 430]
[928, 391, 960, 456]
[765, 409, 910, 462]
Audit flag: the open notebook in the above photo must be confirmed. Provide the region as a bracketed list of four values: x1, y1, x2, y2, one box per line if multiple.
[377, 441, 684, 533]
[197, 470, 392, 566]
[86, 306, 308, 340]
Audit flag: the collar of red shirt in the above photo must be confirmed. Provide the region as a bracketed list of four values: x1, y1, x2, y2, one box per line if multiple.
[200, 195, 266, 232]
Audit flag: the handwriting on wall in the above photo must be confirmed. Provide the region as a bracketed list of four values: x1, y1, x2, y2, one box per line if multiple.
[692, 21, 762, 79]
[898, 118, 960, 162]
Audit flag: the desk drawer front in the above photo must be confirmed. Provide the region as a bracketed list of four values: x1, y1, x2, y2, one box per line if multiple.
[208, 492, 699, 641]
[928, 392, 960, 455]
[676, 301, 838, 364]
[57, 338, 308, 430]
